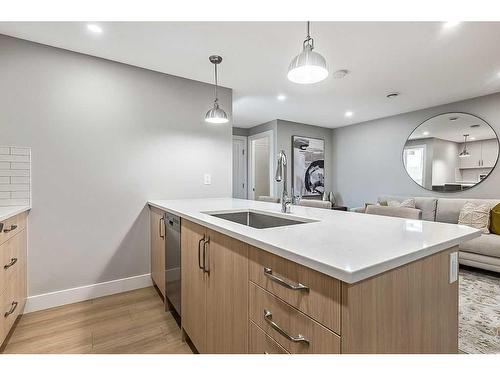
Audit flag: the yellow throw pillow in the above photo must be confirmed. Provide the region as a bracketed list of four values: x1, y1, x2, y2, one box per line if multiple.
[490, 203, 500, 235]
[458, 202, 491, 234]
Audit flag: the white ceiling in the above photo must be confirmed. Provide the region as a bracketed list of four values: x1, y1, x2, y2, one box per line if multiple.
[1, 22, 500, 129]
[408, 112, 497, 143]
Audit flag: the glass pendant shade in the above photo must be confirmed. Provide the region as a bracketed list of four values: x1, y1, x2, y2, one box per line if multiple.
[287, 44, 329, 84]
[205, 102, 228, 124]
[458, 134, 471, 157]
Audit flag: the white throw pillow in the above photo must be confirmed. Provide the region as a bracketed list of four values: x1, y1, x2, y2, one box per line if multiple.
[387, 198, 416, 209]
[458, 202, 491, 234]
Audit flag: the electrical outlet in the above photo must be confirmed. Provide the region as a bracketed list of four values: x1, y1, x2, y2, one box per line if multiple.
[449, 251, 458, 283]
[204, 173, 211, 185]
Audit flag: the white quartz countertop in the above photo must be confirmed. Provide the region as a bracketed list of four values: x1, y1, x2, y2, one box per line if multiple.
[148, 198, 480, 283]
[0, 206, 30, 222]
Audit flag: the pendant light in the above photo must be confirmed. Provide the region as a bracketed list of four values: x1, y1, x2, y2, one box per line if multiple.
[287, 21, 329, 84]
[205, 55, 229, 124]
[459, 134, 471, 158]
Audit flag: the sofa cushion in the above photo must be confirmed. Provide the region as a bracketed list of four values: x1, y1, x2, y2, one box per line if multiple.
[436, 198, 500, 224]
[366, 205, 422, 220]
[458, 202, 491, 234]
[459, 233, 500, 258]
[459, 251, 500, 273]
[388, 198, 416, 208]
[378, 195, 437, 221]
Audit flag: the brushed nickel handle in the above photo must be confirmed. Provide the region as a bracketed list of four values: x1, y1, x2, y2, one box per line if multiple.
[203, 236, 210, 274]
[263, 267, 309, 292]
[4, 301, 18, 318]
[159, 217, 165, 239]
[4, 257, 18, 270]
[3, 224, 17, 233]
[198, 235, 205, 270]
[0, 222, 3, 232]
[264, 309, 309, 346]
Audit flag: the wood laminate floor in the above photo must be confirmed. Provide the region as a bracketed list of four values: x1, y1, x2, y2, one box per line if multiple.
[1, 287, 193, 354]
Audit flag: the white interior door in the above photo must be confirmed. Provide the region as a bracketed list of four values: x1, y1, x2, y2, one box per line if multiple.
[248, 130, 274, 200]
[232, 136, 247, 199]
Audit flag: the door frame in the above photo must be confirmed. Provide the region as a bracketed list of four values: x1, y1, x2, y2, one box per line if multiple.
[248, 130, 275, 200]
[232, 135, 248, 199]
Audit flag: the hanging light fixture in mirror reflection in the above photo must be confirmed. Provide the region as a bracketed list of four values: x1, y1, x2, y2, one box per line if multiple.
[205, 55, 229, 124]
[459, 134, 471, 158]
[287, 21, 329, 84]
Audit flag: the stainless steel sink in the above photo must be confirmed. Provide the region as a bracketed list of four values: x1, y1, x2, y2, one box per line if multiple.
[205, 210, 316, 229]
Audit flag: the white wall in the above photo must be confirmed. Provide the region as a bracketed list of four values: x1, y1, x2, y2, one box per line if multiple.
[0, 35, 232, 296]
[332, 92, 500, 208]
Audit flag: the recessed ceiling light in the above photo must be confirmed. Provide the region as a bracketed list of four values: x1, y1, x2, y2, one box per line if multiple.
[443, 21, 461, 29]
[87, 24, 103, 34]
[333, 69, 349, 79]
[277, 94, 286, 101]
[470, 136, 476, 140]
[386, 92, 400, 99]
[423, 131, 430, 136]
[345, 111, 353, 117]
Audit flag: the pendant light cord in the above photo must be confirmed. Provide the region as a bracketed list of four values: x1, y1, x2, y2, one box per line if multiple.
[214, 63, 218, 104]
[304, 21, 314, 49]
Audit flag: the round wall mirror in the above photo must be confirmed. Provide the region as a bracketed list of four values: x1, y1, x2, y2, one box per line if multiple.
[403, 112, 499, 192]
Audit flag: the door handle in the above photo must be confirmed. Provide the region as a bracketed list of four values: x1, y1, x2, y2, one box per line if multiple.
[198, 235, 205, 270]
[4, 301, 18, 318]
[4, 257, 18, 270]
[159, 217, 165, 239]
[203, 236, 210, 274]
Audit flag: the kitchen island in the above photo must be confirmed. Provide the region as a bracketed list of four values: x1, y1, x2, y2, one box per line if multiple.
[148, 198, 479, 354]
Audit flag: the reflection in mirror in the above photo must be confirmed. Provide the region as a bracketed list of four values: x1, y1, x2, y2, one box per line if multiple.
[403, 113, 499, 192]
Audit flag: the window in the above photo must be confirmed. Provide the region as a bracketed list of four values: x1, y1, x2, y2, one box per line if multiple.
[404, 145, 426, 186]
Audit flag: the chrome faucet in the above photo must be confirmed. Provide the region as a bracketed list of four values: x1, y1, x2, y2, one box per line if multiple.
[275, 150, 292, 213]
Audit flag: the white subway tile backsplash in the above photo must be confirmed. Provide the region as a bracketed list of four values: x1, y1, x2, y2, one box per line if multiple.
[10, 147, 30, 156]
[0, 146, 31, 207]
[0, 155, 29, 162]
[10, 177, 29, 184]
[0, 198, 30, 206]
[10, 191, 30, 199]
[10, 162, 30, 170]
[0, 170, 29, 177]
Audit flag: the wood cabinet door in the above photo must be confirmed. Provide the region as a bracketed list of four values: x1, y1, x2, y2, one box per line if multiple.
[181, 220, 207, 353]
[150, 207, 165, 297]
[205, 229, 249, 353]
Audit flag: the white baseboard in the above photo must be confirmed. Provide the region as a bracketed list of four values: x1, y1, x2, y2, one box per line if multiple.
[25, 273, 153, 313]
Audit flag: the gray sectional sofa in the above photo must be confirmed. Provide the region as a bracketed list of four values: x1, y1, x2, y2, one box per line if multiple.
[353, 195, 500, 273]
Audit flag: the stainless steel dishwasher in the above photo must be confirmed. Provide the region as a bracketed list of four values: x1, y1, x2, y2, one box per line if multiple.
[164, 212, 181, 316]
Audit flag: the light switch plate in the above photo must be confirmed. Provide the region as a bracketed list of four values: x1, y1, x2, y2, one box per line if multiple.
[449, 251, 458, 283]
[204, 173, 211, 185]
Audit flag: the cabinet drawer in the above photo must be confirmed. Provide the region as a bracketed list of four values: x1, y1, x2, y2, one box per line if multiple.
[249, 282, 340, 354]
[249, 320, 288, 354]
[0, 272, 21, 345]
[0, 230, 27, 295]
[248, 246, 341, 334]
[0, 212, 26, 247]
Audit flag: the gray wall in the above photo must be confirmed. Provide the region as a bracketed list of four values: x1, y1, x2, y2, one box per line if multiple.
[332, 92, 500, 208]
[276, 119, 334, 198]
[232, 127, 249, 137]
[0, 35, 232, 296]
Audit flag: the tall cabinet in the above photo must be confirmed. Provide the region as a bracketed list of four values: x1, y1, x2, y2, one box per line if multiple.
[181, 220, 248, 354]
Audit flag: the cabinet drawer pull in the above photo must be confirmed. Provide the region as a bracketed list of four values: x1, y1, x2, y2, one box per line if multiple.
[4, 301, 18, 318]
[3, 224, 18, 233]
[203, 236, 210, 274]
[263, 267, 309, 292]
[159, 217, 165, 239]
[4, 257, 18, 269]
[198, 235, 205, 270]
[263, 309, 309, 346]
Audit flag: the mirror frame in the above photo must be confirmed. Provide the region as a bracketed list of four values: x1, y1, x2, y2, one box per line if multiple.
[402, 112, 500, 192]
